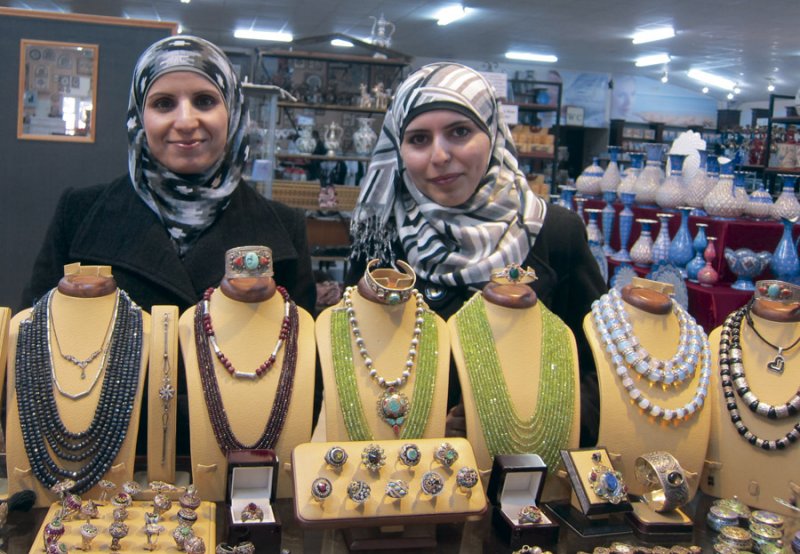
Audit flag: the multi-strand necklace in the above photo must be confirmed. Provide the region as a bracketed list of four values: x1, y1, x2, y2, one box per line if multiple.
[193, 287, 299, 453]
[454, 294, 574, 471]
[15, 288, 143, 494]
[331, 286, 437, 440]
[591, 290, 711, 422]
[718, 305, 800, 451]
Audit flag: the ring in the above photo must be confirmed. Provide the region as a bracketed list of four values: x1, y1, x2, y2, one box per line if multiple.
[421, 471, 445, 496]
[311, 477, 332, 502]
[434, 442, 459, 468]
[177, 507, 198, 527]
[518, 505, 544, 525]
[361, 444, 386, 472]
[240, 502, 264, 522]
[363, 259, 416, 305]
[755, 280, 800, 303]
[225, 246, 274, 279]
[324, 446, 348, 468]
[588, 452, 628, 505]
[456, 466, 479, 492]
[490, 263, 538, 285]
[217, 543, 256, 554]
[153, 493, 172, 516]
[633, 451, 689, 513]
[347, 480, 371, 504]
[385, 479, 409, 499]
[398, 443, 421, 467]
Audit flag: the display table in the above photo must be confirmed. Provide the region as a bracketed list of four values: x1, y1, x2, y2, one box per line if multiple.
[5, 492, 797, 553]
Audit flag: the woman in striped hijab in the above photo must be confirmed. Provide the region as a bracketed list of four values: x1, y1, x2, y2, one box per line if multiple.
[348, 62, 606, 445]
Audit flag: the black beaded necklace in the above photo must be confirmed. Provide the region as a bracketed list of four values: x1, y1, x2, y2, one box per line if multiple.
[15, 289, 143, 494]
[193, 286, 299, 453]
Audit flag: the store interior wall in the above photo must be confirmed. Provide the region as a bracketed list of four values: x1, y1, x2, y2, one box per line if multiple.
[0, 13, 171, 310]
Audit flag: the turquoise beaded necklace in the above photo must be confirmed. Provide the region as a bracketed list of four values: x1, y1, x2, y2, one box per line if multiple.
[330, 292, 438, 440]
[454, 294, 575, 470]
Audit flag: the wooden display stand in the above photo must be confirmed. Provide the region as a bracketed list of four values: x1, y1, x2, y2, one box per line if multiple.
[702, 305, 800, 517]
[583, 283, 710, 507]
[315, 287, 450, 442]
[179, 286, 316, 500]
[6, 265, 150, 507]
[29, 500, 215, 553]
[449, 291, 580, 501]
[0, 306, 9, 434]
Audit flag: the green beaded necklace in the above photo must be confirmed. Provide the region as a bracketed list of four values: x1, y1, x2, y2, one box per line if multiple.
[455, 293, 575, 470]
[331, 300, 438, 441]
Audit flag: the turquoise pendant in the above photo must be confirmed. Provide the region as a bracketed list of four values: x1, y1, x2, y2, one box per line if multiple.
[377, 387, 409, 436]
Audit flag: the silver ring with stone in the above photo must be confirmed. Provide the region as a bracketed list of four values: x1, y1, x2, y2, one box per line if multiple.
[361, 444, 386, 472]
[456, 466, 479, 492]
[433, 442, 459, 468]
[347, 480, 371, 504]
[398, 443, 421, 467]
[324, 445, 348, 468]
[421, 471, 445, 496]
[385, 479, 409, 499]
[311, 477, 332, 502]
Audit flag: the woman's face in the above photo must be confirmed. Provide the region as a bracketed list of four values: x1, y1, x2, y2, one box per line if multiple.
[143, 71, 228, 174]
[400, 109, 491, 207]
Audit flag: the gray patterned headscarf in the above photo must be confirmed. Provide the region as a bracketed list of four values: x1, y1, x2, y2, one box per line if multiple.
[127, 35, 249, 256]
[351, 62, 547, 287]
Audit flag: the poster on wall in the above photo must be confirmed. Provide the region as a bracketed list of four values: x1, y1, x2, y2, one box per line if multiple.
[610, 74, 717, 127]
[556, 71, 609, 128]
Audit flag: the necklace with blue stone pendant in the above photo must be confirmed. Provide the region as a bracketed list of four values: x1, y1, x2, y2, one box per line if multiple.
[343, 286, 425, 436]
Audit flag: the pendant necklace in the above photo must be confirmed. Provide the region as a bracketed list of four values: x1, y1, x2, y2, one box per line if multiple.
[193, 286, 299, 452]
[718, 305, 800, 451]
[48, 291, 118, 380]
[331, 286, 437, 439]
[744, 304, 800, 375]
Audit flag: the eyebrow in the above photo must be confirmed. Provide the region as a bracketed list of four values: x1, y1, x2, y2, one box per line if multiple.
[404, 117, 475, 133]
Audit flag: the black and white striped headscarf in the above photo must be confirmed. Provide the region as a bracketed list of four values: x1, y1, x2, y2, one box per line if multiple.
[127, 35, 249, 256]
[351, 62, 547, 287]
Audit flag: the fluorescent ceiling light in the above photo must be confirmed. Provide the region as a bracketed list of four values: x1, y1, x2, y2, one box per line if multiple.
[635, 53, 671, 67]
[702, 87, 709, 94]
[632, 26, 675, 44]
[234, 29, 293, 42]
[505, 51, 558, 63]
[331, 38, 354, 47]
[436, 5, 471, 26]
[768, 82, 776, 92]
[180, 0, 191, 3]
[687, 69, 735, 90]
[727, 92, 734, 100]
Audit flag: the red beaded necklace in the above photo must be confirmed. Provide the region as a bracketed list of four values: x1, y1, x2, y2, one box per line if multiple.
[194, 286, 299, 452]
[200, 287, 291, 379]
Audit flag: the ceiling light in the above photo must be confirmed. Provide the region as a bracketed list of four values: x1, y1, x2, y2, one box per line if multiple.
[180, 0, 190, 3]
[331, 38, 354, 47]
[435, 5, 472, 26]
[632, 26, 675, 44]
[234, 29, 293, 42]
[177, 24, 183, 33]
[727, 92, 734, 100]
[768, 82, 776, 92]
[733, 86, 741, 94]
[702, 87, 709, 94]
[505, 51, 558, 63]
[635, 53, 671, 67]
[661, 71, 669, 84]
[687, 69, 736, 90]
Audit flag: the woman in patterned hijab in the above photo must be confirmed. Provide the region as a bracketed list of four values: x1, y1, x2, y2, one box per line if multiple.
[350, 62, 548, 287]
[126, 35, 249, 255]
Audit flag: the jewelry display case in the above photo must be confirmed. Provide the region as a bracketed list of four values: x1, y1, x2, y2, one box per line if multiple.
[225, 449, 281, 553]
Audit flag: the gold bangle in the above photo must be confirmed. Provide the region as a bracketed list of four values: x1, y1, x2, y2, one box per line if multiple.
[363, 259, 416, 304]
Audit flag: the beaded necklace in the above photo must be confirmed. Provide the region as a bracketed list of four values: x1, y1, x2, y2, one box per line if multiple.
[597, 288, 702, 385]
[719, 306, 800, 450]
[15, 288, 143, 494]
[454, 294, 574, 470]
[193, 286, 299, 453]
[200, 287, 292, 379]
[590, 291, 711, 422]
[330, 290, 438, 440]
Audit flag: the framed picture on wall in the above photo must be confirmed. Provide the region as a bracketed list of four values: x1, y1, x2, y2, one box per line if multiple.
[17, 39, 99, 142]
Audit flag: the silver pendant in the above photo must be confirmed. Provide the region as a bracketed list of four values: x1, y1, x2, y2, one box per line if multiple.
[767, 348, 785, 374]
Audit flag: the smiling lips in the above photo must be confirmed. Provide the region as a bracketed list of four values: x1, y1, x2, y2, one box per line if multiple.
[170, 138, 206, 148]
[430, 173, 461, 185]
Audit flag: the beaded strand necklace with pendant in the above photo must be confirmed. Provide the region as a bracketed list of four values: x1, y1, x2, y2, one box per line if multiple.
[454, 294, 574, 471]
[15, 288, 143, 494]
[193, 286, 299, 453]
[331, 286, 437, 440]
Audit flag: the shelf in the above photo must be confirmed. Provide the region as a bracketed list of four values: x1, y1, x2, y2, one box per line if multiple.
[278, 101, 387, 114]
[770, 116, 800, 125]
[506, 101, 559, 112]
[740, 164, 765, 171]
[764, 166, 800, 174]
[277, 152, 371, 162]
[517, 151, 554, 160]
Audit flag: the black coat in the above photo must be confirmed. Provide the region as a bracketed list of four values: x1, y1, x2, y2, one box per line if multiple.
[347, 204, 607, 446]
[22, 175, 316, 313]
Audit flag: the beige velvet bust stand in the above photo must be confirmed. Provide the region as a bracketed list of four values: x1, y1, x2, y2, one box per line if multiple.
[0, 306, 10, 429]
[6, 266, 150, 507]
[583, 289, 710, 501]
[449, 285, 581, 501]
[179, 281, 315, 500]
[702, 302, 800, 516]
[316, 286, 450, 442]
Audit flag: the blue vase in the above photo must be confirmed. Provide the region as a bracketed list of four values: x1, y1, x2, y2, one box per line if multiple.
[686, 223, 708, 282]
[770, 217, 800, 283]
[536, 89, 550, 105]
[575, 195, 587, 222]
[668, 207, 694, 277]
[601, 190, 616, 256]
[630, 218, 656, 267]
[559, 185, 577, 211]
[652, 212, 673, 266]
[585, 208, 603, 245]
[611, 192, 636, 262]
